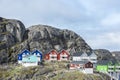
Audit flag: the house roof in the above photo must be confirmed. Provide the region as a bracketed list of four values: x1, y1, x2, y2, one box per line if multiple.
[70, 61, 90, 65]
[19, 49, 30, 56]
[59, 49, 69, 55]
[97, 60, 115, 65]
[81, 52, 88, 57]
[32, 50, 42, 56]
[73, 51, 97, 57]
[44, 49, 58, 55]
[89, 52, 97, 57]
[72, 52, 83, 56]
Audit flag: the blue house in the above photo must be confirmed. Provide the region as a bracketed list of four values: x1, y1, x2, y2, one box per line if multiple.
[31, 50, 42, 62]
[18, 49, 42, 67]
[18, 49, 30, 63]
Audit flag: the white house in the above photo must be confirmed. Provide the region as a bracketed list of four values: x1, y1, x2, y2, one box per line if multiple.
[72, 52, 97, 64]
[89, 52, 97, 63]
[69, 61, 93, 74]
[72, 52, 83, 61]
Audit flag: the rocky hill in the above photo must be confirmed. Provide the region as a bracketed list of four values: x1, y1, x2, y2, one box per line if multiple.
[94, 49, 117, 62]
[0, 17, 92, 63]
[111, 51, 120, 62]
[0, 17, 117, 63]
[0, 17, 115, 80]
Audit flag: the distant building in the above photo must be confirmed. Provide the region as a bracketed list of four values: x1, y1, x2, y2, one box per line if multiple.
[31, 50, 42, 62]
[18, 49, 42, 67]
[44, 49, 70, 61]
[44, 49, 58, 61]
[96, 60, 120, 72]
[69, 61, 93, 74]
[58, 49, 70, 61]
[96, 60, 110, 73]
[72, 52, 97, 64]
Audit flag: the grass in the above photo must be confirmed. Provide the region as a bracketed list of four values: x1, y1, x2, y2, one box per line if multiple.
[0, 62, 107, 80]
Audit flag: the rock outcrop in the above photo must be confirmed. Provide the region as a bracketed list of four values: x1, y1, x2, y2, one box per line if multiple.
[27, 25, 92, 53]
[94, 49, 117, 62]
[111, 51, 120, 62]
[0, 17, 117, 64]
[0, 17, 92, 63]
[0, 17, 26, 63]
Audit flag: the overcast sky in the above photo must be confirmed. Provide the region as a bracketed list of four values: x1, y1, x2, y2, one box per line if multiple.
[0, 0, 120, 51]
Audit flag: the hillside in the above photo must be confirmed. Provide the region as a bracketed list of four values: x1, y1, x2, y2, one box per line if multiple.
[0, 62, 110, 80]
[0, 17, 116, 80]
[111, 51, 120, 62]
[0, 17, 92, 63]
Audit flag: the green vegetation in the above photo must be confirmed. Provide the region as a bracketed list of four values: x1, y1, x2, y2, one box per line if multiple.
[0, 62, 109, 80]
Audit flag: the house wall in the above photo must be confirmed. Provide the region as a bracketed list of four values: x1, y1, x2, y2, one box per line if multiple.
[81, 57, 89, 60]
[96, 65, 108, 72]
[22, 62, 38, 67]
[73, 57, 82, 61]
[115, 66, 120, 72]
[69, 64, 83, 70]
[18, 60, 22, 64]
[44, 54, 50, 60]
[84, 62, 93, 68]
[73, 56, 97, 63]
[108, 66, 114, 72]
[59, 55, 68, 61]
[84, 68, 93, 74]
[49, 54, 57, 61]
[89, 57, 97, 63]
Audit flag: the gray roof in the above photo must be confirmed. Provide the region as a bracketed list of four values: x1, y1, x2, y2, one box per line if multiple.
[73, 52, 97, 57]
[72, 52, 83, 56]
[97, 60, 115, 65]
[70, 61, 90, 64]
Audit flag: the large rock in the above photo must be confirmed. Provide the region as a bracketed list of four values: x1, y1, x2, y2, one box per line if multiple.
[0, 17, 26, 42]
[111, 51, 120, 62]
[94, 49, 117, 62]
[0, 17, 26, 63]
[0, 20, 92, 63]
[27, 25, 92, 53]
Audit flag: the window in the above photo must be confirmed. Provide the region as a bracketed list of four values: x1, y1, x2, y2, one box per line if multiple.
[27, 53, 29, 55]
[37, 53, 40, 56]
[90, 64, 93, 67]
[62, 57, 67, 58]
[51, 56, 55, 59]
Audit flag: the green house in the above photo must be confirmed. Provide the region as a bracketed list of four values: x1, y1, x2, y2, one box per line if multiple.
[96, 65, 108, 72]
[114, 62, 120, 72]
[96, 60, 113, 72]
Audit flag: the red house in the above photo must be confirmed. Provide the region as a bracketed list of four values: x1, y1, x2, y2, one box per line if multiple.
[44, 49, 58, 61]
[58, 50, 70, 61]
[69, 61, 93, 74]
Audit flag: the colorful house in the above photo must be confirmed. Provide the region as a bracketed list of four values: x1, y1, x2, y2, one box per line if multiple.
[32, 50, 42, 62]
[96, 60, 120, 73]
[72, 52, 97, 64]
[18, 49, 30, 63]
[70, 61, 93, 74]
[57, 50, 70, 61]
[18, 49, 42, 67]
[115, 63, 120, 72]
[44, 49, 70, 61]
[89, 52, 97, 63]
[96, 60, 115, 72]
[44, 49, 58, 61]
